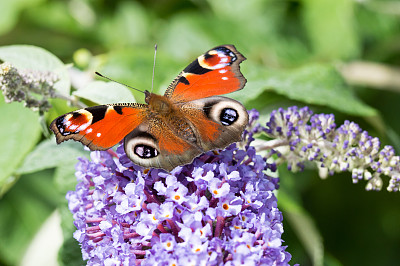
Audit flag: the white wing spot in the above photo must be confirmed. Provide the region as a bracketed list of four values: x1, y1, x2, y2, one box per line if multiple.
[86, 128, 93, 134]
[97, 133, 101, 137]
[219, 69, 227, 74]
[222, 77, 228, 80]
[76, 121, 91, 132]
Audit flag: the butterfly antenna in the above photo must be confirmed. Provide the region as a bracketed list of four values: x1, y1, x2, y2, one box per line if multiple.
[151, 44, 157, 93]
[95, 72, 145, 94]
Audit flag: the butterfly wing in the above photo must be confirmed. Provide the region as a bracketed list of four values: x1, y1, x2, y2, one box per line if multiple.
[124, 118, 203, 171]
[181, 96, 249, 151]
[164, 45, 246, 103]
[50, 104, 147, 150]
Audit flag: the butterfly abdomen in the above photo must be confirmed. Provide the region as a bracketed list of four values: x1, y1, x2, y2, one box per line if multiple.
[168, 115, 197, 143]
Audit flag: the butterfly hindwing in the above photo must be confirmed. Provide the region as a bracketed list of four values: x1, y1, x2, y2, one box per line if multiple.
[124, 119, 203, 171]
[50, 104, 147, 150]
[164, 45, 246, 103]
[181, 96, 249, 151]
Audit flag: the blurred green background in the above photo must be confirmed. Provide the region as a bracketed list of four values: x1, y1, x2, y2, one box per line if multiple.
[1, 0, 400, 265]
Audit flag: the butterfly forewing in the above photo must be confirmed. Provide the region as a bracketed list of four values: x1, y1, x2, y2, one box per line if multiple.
[50, 104, 147, 150]
[164, 45, 246, 103]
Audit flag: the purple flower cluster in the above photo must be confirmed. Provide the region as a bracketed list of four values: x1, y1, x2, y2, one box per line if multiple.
[264, 106, 400, 192]
[67, 110, 293, 265]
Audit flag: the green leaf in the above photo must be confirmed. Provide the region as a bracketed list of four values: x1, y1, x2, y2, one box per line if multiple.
[58, 203, 84, 266]
[0, 1, 20, 35]
[0, 169, 58, 265]
[281, 198, 324, 266]
[208, 0, 267, 20]
[16, 138, 88, 175]
[73, 80, 136, 104]
[0, 97, 41, 196]
[0, 0, 44, 35]
[302, 0, 359, 59]
[0, 44, 70, 96]
[278, 169, 324, 266]
[98, 1, 150, 48]
[54, 163, 81, 197]
[58, 231, 84, 266]
[232, 64, 377, 117]
[159, 13, 214, 61]
[56, 157, 83, 265]
[20, 210, 63, 266]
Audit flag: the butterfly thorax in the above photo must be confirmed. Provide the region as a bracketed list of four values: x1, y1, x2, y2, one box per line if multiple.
[146, 93, 175, 115]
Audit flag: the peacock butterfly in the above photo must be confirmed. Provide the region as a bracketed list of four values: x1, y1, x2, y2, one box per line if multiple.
[50, 45, 249, 171]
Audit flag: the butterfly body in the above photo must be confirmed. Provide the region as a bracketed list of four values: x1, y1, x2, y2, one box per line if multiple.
[51, 45, 248, 171]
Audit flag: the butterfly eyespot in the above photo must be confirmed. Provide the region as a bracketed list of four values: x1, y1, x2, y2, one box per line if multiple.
[134, 144, 159, 158]
[220, 108, 238, 126]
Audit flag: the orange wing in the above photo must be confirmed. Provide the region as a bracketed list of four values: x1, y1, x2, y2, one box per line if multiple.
[164, 45, 246, 103]
[50, 104, 147, 150]
[123, 119, 203, 171]
[181, 96, 249, 152]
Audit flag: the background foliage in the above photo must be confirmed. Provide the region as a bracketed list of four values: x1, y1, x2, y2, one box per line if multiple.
[1, 0, 400, 265]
